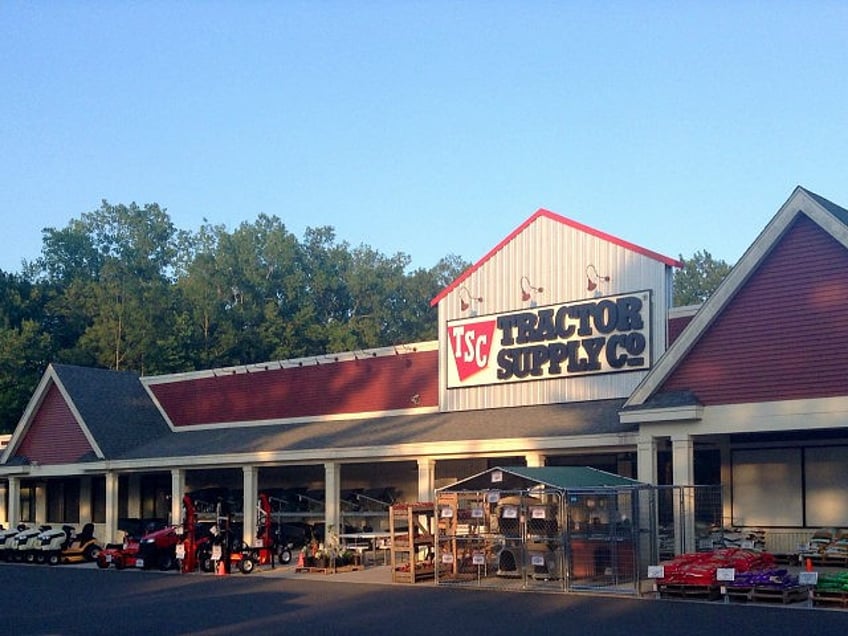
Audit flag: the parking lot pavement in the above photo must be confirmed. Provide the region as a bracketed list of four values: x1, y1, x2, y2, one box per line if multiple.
[3, 560, 848, 636]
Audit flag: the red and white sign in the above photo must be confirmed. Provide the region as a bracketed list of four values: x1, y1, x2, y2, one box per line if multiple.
[446, 291, 651, 389]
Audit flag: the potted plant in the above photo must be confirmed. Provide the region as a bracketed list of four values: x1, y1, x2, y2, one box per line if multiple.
[314, 548, 329, 568]
[340, 549, 355, 566]
[324, 525, 341, 570]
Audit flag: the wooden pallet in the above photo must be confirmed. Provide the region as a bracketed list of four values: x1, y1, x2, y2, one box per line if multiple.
[752, 586, 810, 604]
[813, 590, 848, 608]
[295, 565, 364, 575]
[658, 584, 721, 601]
[723, 586, 753, 602]
[821, 556, 848, 567]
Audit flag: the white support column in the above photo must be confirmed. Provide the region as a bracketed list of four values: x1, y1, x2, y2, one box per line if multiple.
[636, 436, 659, 564]
[105, 472, 120, 544]
[718, 436, 732, 528]
[35, 482, 47, 524]
[7, 477, 20, 525]
[324, 462, 341, 539]
[126, 474, 142, 519]
[671, 434, 696, 554]
[0, 481, 7, 526]
[417, 458, 436, 503]
[637, 437, 659, 485]
[242, 466, 259, 548]
[78, 477, 92, 524]
[170, 469, 186, 527]
[525, 452, 545, 468]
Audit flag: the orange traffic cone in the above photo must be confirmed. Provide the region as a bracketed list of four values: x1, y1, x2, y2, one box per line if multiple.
[805, 558, 813, 572]
[296, 550, 305, 568]
[216, 560, 227, 576]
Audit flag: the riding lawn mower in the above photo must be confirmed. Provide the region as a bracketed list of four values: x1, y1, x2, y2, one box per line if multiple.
[37, 523, 102, 565]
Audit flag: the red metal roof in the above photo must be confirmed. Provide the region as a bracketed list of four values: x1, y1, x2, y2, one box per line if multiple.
[431, 208, 683, 307]
[660, 215, 848, 404]
[149, 349, 439, 427]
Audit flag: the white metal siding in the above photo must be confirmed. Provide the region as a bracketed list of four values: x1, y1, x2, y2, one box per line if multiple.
[438, 215, 672, 412]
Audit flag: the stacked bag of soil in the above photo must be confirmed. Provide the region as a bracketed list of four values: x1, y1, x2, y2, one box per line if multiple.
[660, 548, 776, 586]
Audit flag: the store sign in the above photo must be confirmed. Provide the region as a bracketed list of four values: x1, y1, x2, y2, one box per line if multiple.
[447, 290, 651, 388]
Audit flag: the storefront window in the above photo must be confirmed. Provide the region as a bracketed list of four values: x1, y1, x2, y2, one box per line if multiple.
[46, 479, 80, 523]
[19, 484, 35, 522]
[91, 476, 106, 524]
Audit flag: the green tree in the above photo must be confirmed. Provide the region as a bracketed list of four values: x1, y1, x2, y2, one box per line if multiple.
[0, 320, 53, 432]
[0, 200, 468, 429]
[178, 214, 308, 366]
[673, 250, 733, 306]
[0, 271, 55, 432]
[36, 201, 180, 373]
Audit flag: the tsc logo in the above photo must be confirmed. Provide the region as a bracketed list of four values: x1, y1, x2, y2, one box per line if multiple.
[448, 320, 496, 381]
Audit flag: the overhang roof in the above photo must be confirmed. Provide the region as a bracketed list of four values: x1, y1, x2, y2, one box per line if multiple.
[437, 465, 644, 492]
[114, 398, 633, 463]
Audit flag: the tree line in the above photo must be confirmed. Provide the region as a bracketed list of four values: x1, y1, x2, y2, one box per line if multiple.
[0, 201, 730, 432]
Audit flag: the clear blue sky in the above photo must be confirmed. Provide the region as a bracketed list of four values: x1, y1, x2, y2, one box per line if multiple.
[2, 1, 847, 275]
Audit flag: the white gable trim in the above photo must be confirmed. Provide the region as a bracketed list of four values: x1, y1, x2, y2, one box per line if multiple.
[0, 365, 104, 464]
[626, 187, 847, 407]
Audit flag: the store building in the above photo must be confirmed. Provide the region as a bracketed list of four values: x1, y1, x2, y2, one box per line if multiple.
[1, 186, 846, 559]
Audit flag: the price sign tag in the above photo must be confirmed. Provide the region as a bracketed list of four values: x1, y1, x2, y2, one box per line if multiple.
[441, 553, 454, 564]
[471, 508, 484, 519]
[487, 492, 501, 504]
[175, 544, 185, 560]
[647, 565, 664, 579]
[531, 555, 545, 567]
[440, 507, 454, 518]
[716, 568, 736, 582]
[211, 545, 222, 561]
[491, 471, 503, 483]
[472, 553, 485, 565]
[799, 571, 818, 586]
[531, 507, 546, 520]
[502, 506, 518, 519]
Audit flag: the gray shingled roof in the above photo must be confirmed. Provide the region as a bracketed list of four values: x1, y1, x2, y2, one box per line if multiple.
[803, 186, 848, 225]
[116, 398, 633, 461]
[620, 389, 702, 411]
[52, 364, 171, 459]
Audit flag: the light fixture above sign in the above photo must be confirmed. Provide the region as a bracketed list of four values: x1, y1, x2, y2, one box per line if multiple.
[458, 285, 483, 315]
[520, 276, 544, 306]
[586, 264, 611, 295]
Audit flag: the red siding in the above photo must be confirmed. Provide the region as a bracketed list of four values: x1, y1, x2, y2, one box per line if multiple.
[16, 383, 94, 464]
[151, 349, 439, 427]
[668, 315, 694, 345]
[661, 215, 848, 405]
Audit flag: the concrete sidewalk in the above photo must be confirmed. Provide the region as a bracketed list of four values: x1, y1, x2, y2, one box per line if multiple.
[253, 562, 401, 585]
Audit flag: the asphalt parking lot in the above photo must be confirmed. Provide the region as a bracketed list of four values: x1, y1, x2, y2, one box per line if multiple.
[2, 562, 848, 636]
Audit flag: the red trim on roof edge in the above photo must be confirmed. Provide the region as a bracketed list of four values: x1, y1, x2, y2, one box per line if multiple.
[431, 208, 683, 306]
